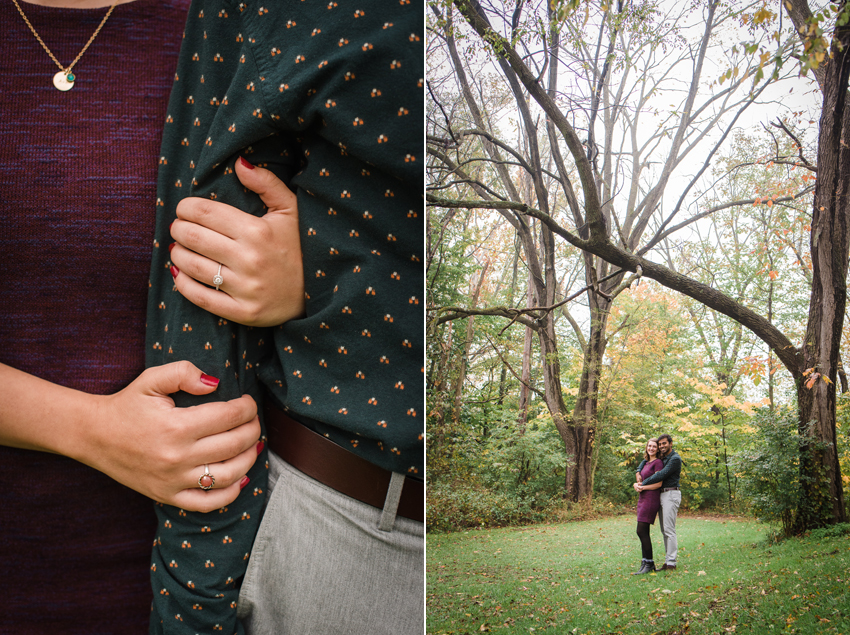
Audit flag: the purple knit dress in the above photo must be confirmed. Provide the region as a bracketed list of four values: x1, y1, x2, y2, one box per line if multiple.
[0, 1, 188, 631]
[636, 458, 664, 524]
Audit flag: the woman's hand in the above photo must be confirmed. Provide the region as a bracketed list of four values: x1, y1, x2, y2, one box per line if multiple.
[87, 361, 261, 512]
[169, 157, 304, 327]
[0, 361, 261, 513]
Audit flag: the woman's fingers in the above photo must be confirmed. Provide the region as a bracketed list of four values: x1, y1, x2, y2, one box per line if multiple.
[184, 440, 261, 492]
[170, 267, 240, 316]
[171, 478, 248, 513]
[175, 195, 261, 240]
[187, 412, 261, 464]
[234, 156, 297, 213]
[182, 396, 258, 440]
[170, 244, 298, 327]
[165, 434, 261, 513]
[171, 216, 236, 266]
[92, 368, 259, 509]
[138, 360, 220, 401]
[170, 242, 233, 292]
[171, 443, 261, 512]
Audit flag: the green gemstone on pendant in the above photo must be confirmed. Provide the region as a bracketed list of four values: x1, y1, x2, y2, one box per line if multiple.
[66, 73, 75, 82]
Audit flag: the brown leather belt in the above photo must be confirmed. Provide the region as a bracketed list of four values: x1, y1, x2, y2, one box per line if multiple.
[662, 487, 680, 492]
[263, 402, 423, 523]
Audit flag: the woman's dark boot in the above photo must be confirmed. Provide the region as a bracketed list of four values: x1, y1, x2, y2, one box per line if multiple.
[631, 559, 655, 575]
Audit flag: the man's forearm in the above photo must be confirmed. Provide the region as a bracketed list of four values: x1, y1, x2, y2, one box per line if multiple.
[642, 455, 680, 486]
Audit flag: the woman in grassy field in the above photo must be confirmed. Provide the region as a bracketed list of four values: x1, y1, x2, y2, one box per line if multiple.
[632, 438, 664, 575]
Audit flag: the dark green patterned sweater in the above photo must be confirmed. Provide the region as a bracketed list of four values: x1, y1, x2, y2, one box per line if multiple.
[145, 1, 423, 632]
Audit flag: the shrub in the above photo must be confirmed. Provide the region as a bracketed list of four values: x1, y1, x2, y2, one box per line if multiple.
[476, 418, 565, 498]
[426, 481, 551, 532]
[693, 483, 731, 510]
[807, 522, 850, 539]
[425, 413, 566, 532]
[733, 406, 830, 537]
[593, 448, 639, 506]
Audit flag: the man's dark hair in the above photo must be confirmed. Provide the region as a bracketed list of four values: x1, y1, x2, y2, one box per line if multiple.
[658, 433, 673, 445]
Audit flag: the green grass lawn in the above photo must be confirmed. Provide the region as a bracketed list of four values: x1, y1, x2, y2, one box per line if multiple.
[427, 515, 850, 634]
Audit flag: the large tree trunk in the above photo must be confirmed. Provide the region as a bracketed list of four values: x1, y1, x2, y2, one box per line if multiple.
[794, 25, 850, 527]
[560, 297, 610, 501]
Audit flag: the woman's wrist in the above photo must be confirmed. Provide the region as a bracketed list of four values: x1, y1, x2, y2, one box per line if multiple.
[60, 390, 111, 467]
[0, 363, 96, 457]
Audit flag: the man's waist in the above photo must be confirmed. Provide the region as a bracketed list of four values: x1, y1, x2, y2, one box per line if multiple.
[263, 400, 423, 523]
[646, 477, 680, 489]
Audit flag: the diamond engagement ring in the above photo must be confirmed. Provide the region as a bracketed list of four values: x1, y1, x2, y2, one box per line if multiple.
[198, 465, 215, 490]
[213, 263, 224, 291]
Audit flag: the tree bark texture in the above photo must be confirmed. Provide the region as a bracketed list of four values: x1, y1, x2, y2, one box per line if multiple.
[794, 19, 850, 526]
[564, 296, 610, 501]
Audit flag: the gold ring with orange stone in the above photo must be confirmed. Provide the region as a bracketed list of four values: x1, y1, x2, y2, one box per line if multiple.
[198, 464, 215, 490]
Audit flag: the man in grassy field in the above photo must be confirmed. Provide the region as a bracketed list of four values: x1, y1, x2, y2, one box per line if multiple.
[635, 434, 682, 571]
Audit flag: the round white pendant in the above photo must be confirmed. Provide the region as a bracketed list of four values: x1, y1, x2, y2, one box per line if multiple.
[53, 71, 75, 91]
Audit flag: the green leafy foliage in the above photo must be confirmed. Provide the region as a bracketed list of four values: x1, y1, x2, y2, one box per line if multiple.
[733, 406, 831, 536]
[807, 522, 850, 539]
[427, 410, 568, 532]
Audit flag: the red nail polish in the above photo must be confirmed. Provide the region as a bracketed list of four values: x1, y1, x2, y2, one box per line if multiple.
[256, 441, 265, 455]
[168, 242, 176, 252]
[239, 156, 255, 170]
[170, 265, 180, 278]
[200, 373, 219, 387]
[239, 476, 250, 490]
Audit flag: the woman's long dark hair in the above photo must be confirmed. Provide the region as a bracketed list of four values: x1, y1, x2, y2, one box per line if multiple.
[643, 438, 659, 462]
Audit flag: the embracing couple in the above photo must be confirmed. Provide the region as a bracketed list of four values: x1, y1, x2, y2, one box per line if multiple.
[631, 434, 682, 575]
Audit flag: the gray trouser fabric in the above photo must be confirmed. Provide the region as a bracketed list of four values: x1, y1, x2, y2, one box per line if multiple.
[658, 490, 682, 565]
[236, 450, 424, 634]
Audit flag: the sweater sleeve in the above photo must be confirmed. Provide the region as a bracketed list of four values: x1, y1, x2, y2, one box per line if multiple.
[641, 454, 681, 487]
[635, 459, 647, 475]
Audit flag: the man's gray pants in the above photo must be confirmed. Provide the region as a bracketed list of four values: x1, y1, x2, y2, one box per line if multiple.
[237, 450, 424, 634]
[658, 490, 681, 566]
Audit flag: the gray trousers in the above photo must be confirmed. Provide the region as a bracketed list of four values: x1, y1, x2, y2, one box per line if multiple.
[658, 490, 681, 565]
[237, 450, 424, 634]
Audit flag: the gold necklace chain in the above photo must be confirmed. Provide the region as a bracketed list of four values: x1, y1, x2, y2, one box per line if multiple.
[10, 0, 118, 91]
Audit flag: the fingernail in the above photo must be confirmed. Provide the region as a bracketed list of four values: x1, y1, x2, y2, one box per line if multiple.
[256, 441, 265, 455]
[170, 265, 180, 278]
[239, 156, 255, 170]
[168, 242, 176, 252]
[239, 476, 250, 490]
[200, 373, 219, 387]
